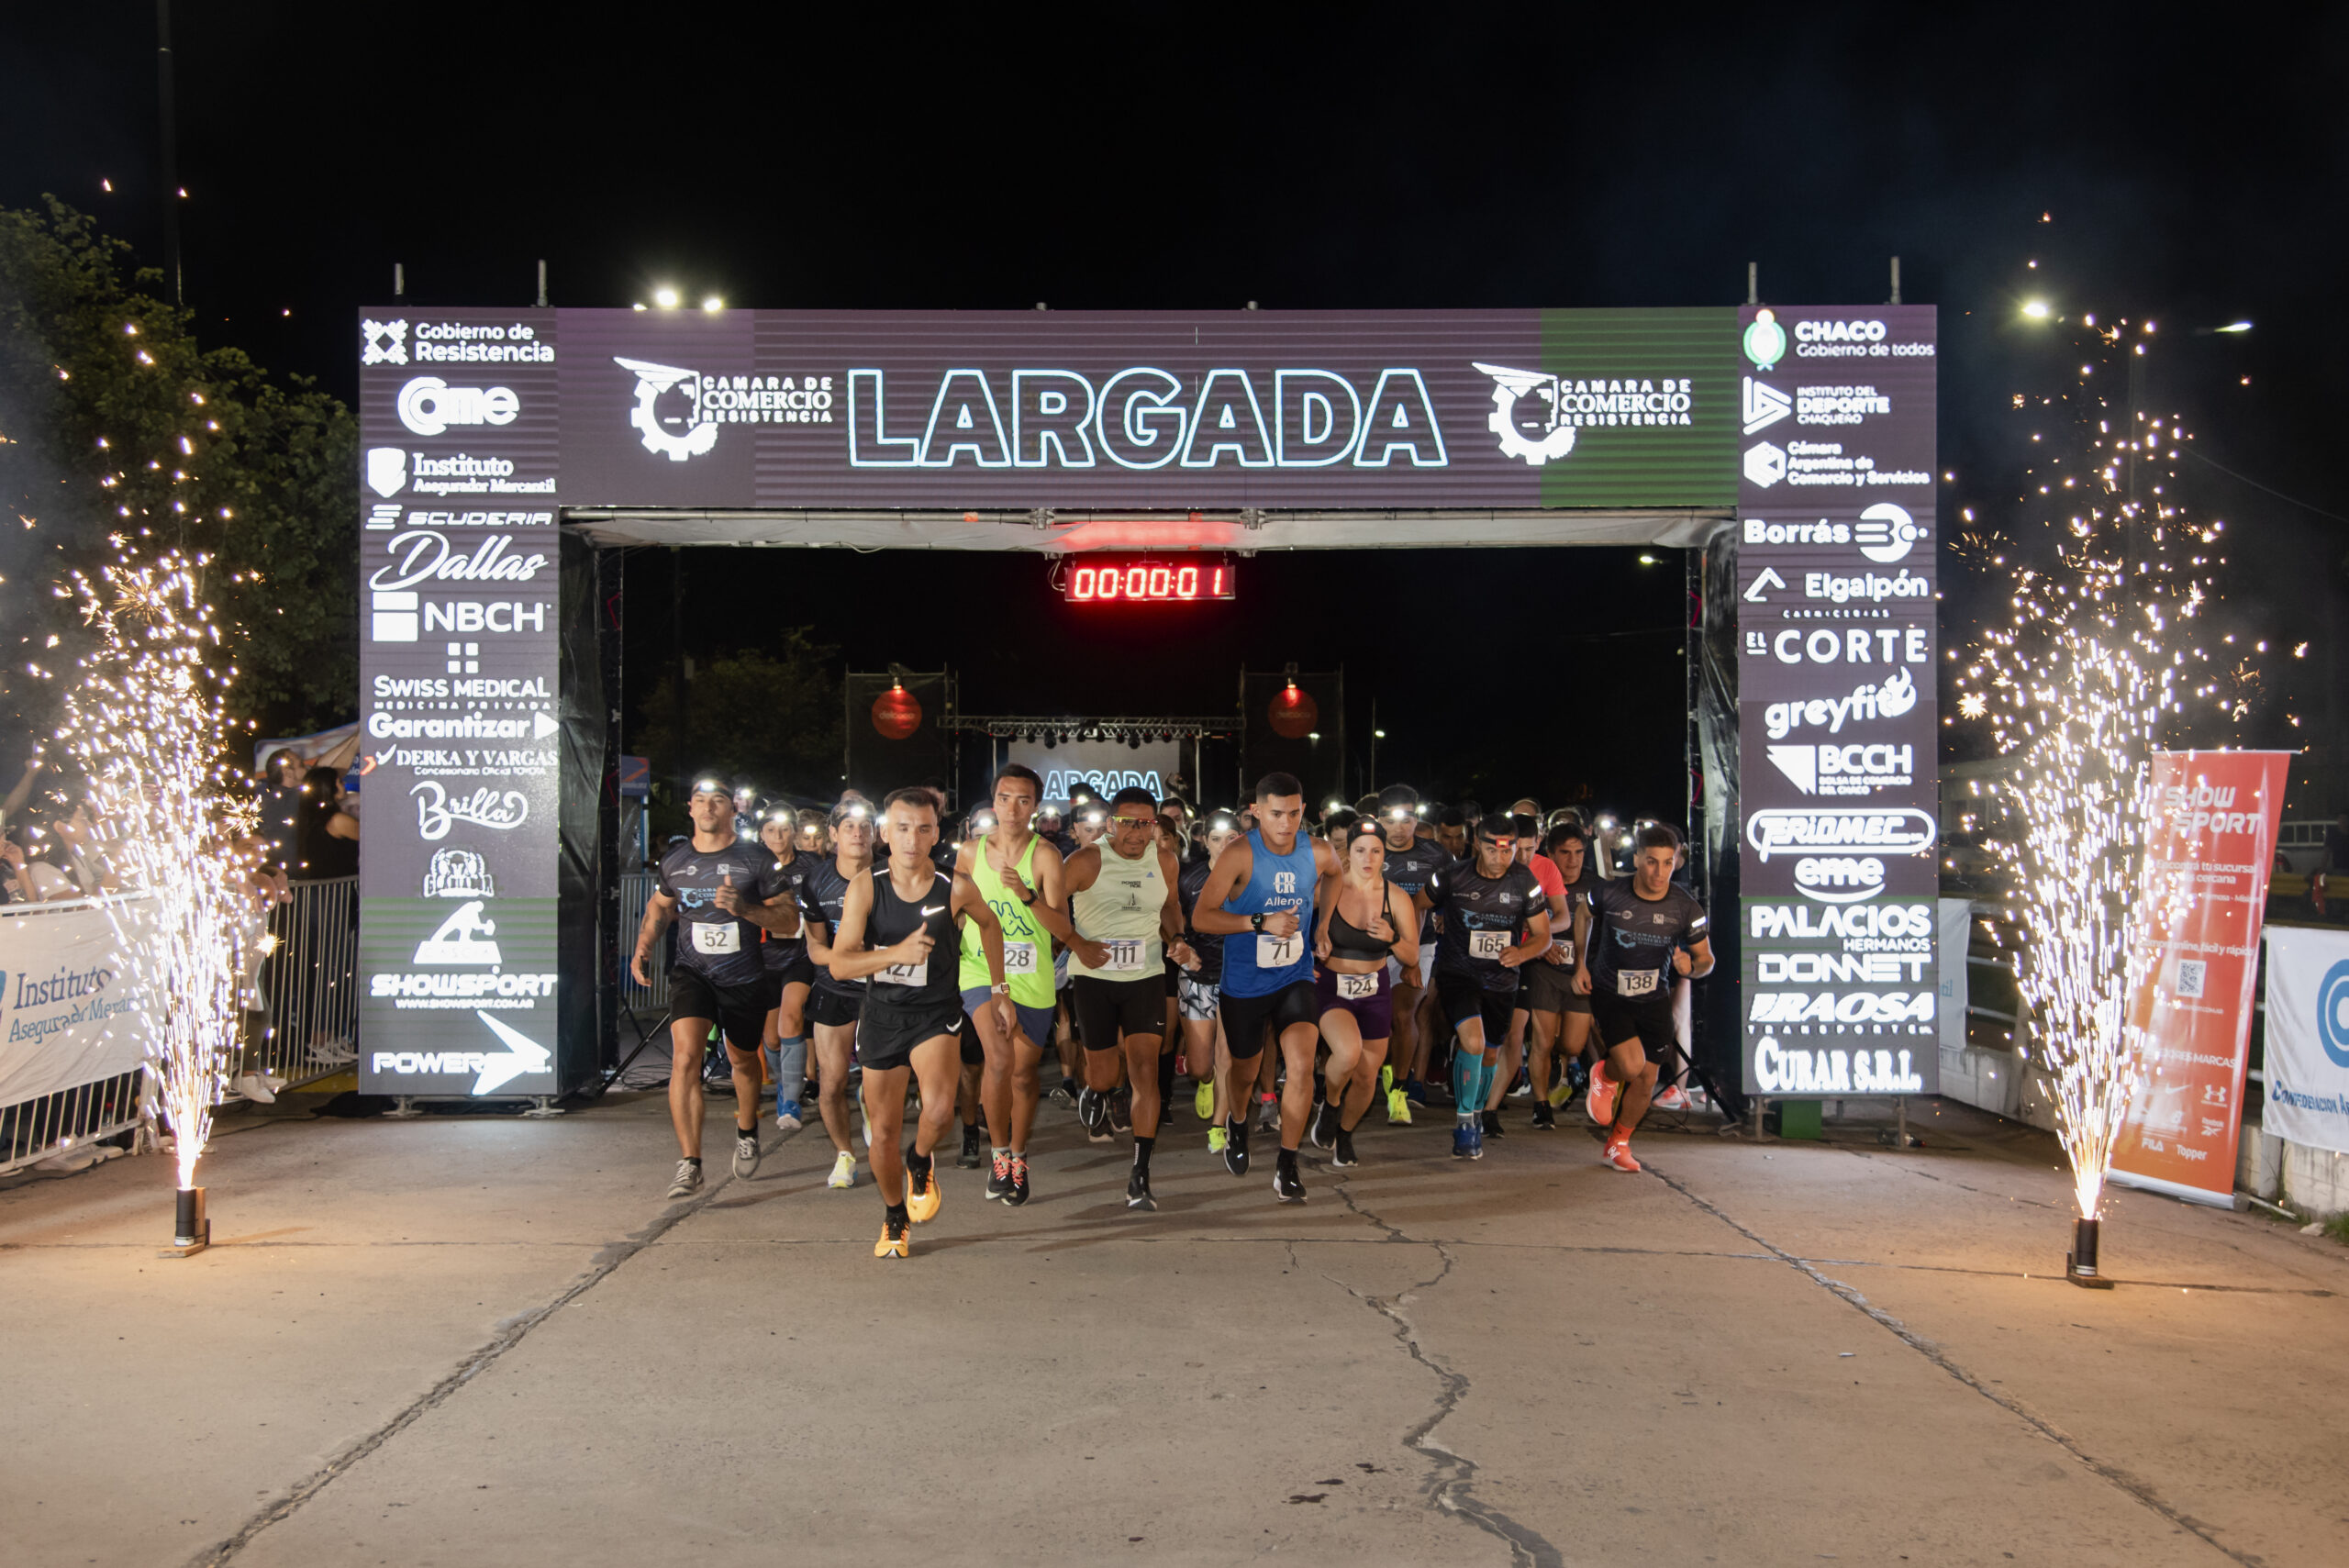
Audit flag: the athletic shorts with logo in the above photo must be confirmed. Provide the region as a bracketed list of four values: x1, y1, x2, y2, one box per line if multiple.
[857, 996, 964, 1073]
[1591, 991, 1676, 1065]
[1073, 973, 1166, 1051]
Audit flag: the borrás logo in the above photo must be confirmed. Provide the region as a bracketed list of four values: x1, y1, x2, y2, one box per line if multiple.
[1763, 668, 1919, 740]
[362, 318, 409, 366]
[615, 358, 835, 462]
[1475, 363, 1696, 468]
[398, 376, 518, 437]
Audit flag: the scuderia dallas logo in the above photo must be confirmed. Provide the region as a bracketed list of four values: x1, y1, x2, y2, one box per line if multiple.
[615, 358, 835, 462]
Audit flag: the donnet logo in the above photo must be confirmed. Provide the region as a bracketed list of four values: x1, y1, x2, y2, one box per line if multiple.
[367, 447, 407, 498]
[362, 317, 409, 366]
[1763, 668, 1918, 740]
[1742, 377, 1790, 435]
[398, 376, 519, 437]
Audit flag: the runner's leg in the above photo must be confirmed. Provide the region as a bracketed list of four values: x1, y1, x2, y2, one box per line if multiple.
[863, 1064, 911, 1204]
[1275, 1019, 1319, 1152]
[813, 1021, 858, 1153]
[667, 1015, 713, 1160]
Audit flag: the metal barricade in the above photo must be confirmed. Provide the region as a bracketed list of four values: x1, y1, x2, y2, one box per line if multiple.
[252, 875, 359, 1090]
[619, 871, 669, 1011]
[0, 1069, 144, 1178]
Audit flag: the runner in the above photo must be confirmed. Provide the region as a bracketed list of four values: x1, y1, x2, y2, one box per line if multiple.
[1063, 786, 1194, 1211]
[753, 806, 819, 1139]
[955, 764, 1074, 1207]
[1523, 820, 1597, 1129]
[1375, 784, 1448, 1121]
[1479, 810, 1570, 1139]
[1175, 811, 1243, 1156]
[1191, 773, 1341, 1203]
[1420, 814, 1551, 1161]
[629, 777, 798, 1199]
[797, 797, 877, 1193]
[1575, 823, 1714, 1173]
[1310, 818, 1419, 1168]
[826, 788, 1012, 1259]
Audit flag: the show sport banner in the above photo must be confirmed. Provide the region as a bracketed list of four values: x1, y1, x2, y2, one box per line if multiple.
[355, 305, 1919, 1095]
[0, 895, 150, 1109]
[1731, 305, 1941, 1097]
[2260, 923, 2349, 1159]
[2109, 751, 2290, 1205]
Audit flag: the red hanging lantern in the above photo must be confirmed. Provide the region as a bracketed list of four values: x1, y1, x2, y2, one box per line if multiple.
[871, 682, 922, 740]
[1266, 681, 1318, 740]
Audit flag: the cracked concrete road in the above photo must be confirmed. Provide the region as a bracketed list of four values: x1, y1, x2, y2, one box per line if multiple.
[3, 1092, 2343, 1567]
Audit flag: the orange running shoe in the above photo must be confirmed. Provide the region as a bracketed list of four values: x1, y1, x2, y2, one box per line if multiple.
[906, 1155, 942, 1224]
[1585, 1063, 1620, 1127]
[1603, 1136, 1642, 1173]
[874, 1213, 911, 1259]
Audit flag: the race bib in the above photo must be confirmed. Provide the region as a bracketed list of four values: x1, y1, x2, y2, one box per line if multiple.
[1102, 939, 1145, 973]
[1467, 929, 1511, 962]
[1001, 940, 1038, 975]
[1336, 971, 1379, 1000]
[878, 957, 928, 986]
[692, 922, 741, 956]
[1255, 931, 1303, 969]
[1550, 940, 1575, 966]
[1616, 968, 1658, 998]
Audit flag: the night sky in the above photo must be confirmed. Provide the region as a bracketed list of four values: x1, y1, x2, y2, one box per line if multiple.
[5, 5, 2343, 814]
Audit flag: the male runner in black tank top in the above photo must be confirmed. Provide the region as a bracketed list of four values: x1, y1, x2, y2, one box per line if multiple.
[827, 788, 1011, 1260]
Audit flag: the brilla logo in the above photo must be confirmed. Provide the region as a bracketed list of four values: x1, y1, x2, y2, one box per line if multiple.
[362, 317, 409, 366]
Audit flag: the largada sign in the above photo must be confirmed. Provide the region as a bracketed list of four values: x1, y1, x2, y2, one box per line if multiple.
[354, 306, 1934, 1098]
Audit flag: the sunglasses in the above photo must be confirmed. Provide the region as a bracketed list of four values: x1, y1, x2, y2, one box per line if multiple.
[1108, 813, 1155, 828]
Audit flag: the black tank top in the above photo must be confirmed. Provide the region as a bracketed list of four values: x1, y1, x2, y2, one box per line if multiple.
[1327, 884, 1395, 962]
[865, 868, 961, 1011]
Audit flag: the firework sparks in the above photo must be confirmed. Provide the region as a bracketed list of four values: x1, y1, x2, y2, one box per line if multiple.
[1959, 317, 2229, 1225]
[55, 543, 251, 1193]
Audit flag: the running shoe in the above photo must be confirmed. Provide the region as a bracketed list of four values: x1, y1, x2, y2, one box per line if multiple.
[1530, 1104, 1556, 1131]
[985, 1150, 1014, 1201]
[1257, 1094, 1280, 1133]
[1509, 1069, 1533, 1098]
[1208, 1126, 1228, 1154]
[1653, 1084, 1689, 1113]
[1386, 1087, 1413, 1126]
[1467, 1121, 1485, 1160]
[666, 1159, 704, 1199]
[1603, 1136, 1642, 1173]
[1331, 1128, 1358, 1169]
[1223, 1117, 1251, 1177]
[1272, 1154, 1306, 1204]
[1194, 1082, 1215, 1120]
[906, 1154, 942, 1224]
[775, 1099, 805, 1137]
[1452, 1123, 1476, 1160]
[1403, 1076, 1430, 1106]
[1585, 1063, 1620, 1127]
[1078, 1087, 1111, 1142]
[1481, 1108, 1506, 1140]
[1126, 1170, 1158, 1212]
[1310, 1101, 1338, 1149]
[1108, 1090, 1132, 1134]
[1379, 1063, 1395, 1095]
[874, 1214, 910, 1260]
[861, 1115, 874, 1150]
[827, 1150, 857, 1190]
[958, 1123, 985, 1168]
[1005, 1153, 1031, 1207]
[731, 1128, 761, 1180]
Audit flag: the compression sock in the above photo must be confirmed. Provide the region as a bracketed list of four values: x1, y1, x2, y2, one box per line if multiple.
[774, 1036, 807, 1100]
[1133, 1135, 1154, 1174]
[1451, 1051, 1480, 1119]
[1472, 1051, 1498, 1112]
[1157, 1050, 1176, 1105]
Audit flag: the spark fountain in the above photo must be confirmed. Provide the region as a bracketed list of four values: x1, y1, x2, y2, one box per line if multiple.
[53, 541, 253, 1257]
[1957, 315, 2236, 1287]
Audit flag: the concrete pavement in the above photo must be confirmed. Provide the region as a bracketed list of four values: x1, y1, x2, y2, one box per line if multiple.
[3, 1088, 2343, 1567]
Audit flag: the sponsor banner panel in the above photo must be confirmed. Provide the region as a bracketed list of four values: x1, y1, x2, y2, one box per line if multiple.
[2110, 751, 2289, 1205]
[1740, 894, 1939, 1095]
[2261, 923, 2349, 1158]
[0, 895, 151, 1106]
[357, 895, 559, 1097]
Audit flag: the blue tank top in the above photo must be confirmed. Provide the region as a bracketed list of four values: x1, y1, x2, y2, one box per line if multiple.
[1219, 828, 1317, 997]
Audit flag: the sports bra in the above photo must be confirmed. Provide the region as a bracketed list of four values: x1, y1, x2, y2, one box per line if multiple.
[1327, 889, 1395, 962]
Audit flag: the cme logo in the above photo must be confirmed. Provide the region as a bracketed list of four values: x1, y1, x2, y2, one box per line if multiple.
[397, 376, 519, 437]
[2317, 959, 2349, 1068]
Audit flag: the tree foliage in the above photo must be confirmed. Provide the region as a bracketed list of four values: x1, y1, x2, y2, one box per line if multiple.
[0, 198, 357, 758]
[631, 636, 845, 830]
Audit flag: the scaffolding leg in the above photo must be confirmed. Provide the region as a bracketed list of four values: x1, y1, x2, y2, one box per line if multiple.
[384, 1096, 423, 1120]
[520, 1095, 566, 1118]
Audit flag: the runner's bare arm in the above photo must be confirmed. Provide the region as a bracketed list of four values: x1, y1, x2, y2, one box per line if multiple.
[629, 889, 676, 986]
[1015, 840, 1083, 947]
[1501, 907, 1553, 969]
[1189, 839, 1256, 936]
[1388, 883, 1419, 969]
[956, 873, 1008, 989]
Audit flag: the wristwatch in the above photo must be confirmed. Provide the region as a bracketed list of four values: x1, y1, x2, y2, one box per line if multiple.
[1019, 891, 1037, 906]
[1250, 912, 1265, 932]
[990, 982, 1009, 995]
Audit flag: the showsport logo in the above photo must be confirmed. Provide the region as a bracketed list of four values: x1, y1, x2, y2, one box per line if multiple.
[614, 358, 836, 462]
[1474, 363, 1695, 468]
[362, 318, 409, 366]
[413, 900, 501, 964]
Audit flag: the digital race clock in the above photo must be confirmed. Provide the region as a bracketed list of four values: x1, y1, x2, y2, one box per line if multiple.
[1063, 557, 1234, 604]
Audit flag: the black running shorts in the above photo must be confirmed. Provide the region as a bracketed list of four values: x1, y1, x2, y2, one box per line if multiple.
[958, 1008, 985, 1067]
[1522, 958, 1583, 1016]
[856, 1000, 963, 1073]
[1435, 970, 1517, 1045]
[1219, 979, 1319, 1060]
[1591, 991, 1677, 1066]
[669, 967, 769, 1054]
[759, 951, 817, 1006]
[807, 984, 864, 1029]
[1073, 973, 1167, 1051]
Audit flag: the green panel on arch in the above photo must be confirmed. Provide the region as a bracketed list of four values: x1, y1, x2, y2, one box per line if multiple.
[1537, 306, 1739, 508]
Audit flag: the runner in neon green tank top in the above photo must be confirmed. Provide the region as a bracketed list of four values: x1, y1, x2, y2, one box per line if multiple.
[952, 764, 1085, 1207]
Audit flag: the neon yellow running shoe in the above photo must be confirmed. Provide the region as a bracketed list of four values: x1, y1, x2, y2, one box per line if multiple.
[1546, 1079, 1573, 1109]
[1386, 1087, 1413, 1125]
[1194, 1082, 1214, 1120]
[1208, 1126, 1228, 1154]
[1379, 1063, 1395, 1095]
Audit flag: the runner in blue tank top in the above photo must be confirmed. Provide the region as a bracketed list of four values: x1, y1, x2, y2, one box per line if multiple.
[1191, 772, 1341, 1203]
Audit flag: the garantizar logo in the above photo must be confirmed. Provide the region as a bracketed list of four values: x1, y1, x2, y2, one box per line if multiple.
[362, 318, 409, 366]
[615, 359, 837, 462]
[398, 376, 518, 437]
[1474, 363, 1696, 468]
[1742, 308, 1787, 372]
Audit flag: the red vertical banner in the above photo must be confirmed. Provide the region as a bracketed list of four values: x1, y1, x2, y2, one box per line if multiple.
[2109, 751, 2291, 1206]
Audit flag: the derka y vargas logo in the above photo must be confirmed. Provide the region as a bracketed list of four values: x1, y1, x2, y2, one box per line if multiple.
[362, 318, 409, 366]
[615, 358, 836, 462]
[1475, 363, 1696, 468]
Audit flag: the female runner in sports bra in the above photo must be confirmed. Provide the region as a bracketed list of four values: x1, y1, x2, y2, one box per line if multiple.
[1310, 819, 1419, 1169]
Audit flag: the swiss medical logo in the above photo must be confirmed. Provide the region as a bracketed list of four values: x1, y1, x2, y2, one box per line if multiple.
[1742, 309, 1787, 373]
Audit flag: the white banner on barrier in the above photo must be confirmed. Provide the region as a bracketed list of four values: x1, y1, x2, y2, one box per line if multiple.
[0, 895, 151, 1107]
[2261, 924, 2349, 1157]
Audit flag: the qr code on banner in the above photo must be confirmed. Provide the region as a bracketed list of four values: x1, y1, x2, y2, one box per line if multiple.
[2176, 960, 2207, 999]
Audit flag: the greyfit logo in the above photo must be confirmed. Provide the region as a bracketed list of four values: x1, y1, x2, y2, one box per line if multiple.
[362, 318, 409, 366]
[1475, 363, 1696, 468]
